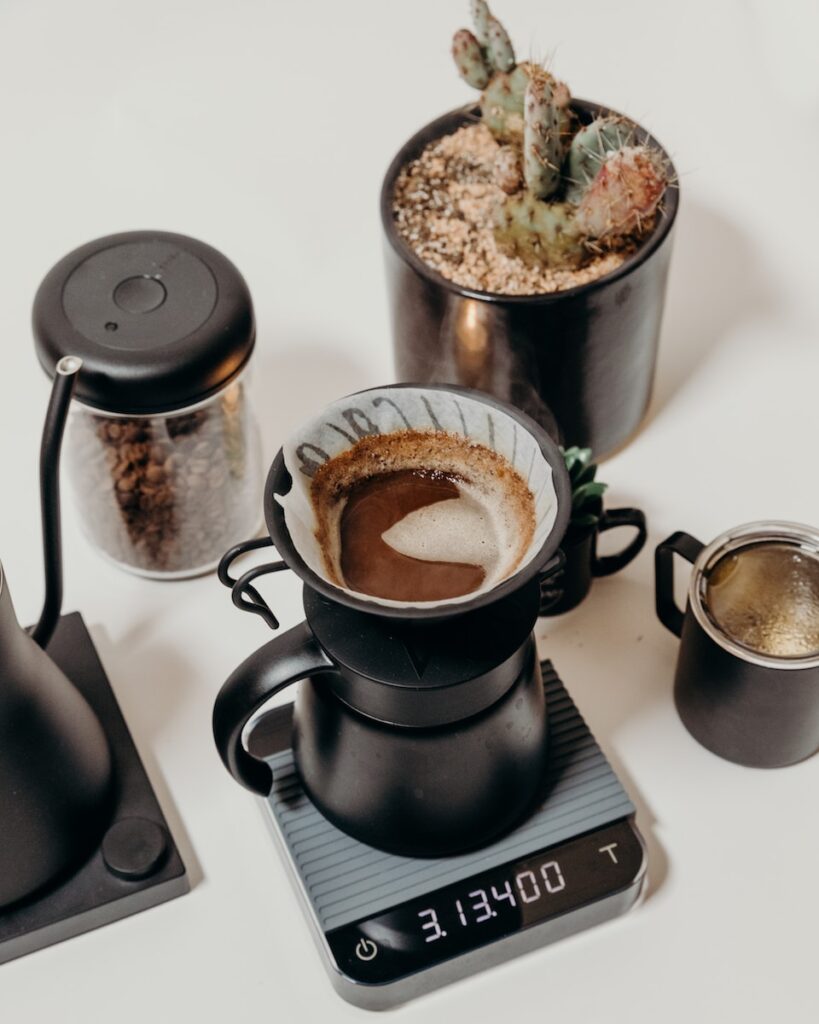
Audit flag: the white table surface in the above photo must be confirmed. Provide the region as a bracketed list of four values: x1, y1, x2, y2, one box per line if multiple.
[1, 1, 817, 1020]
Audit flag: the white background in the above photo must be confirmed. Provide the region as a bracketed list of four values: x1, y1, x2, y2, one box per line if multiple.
[1, 1, 818, 1021]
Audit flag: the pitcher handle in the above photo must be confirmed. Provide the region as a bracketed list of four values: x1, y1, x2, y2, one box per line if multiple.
[655, 532, 705, 638]
[213, 620, 335, 795]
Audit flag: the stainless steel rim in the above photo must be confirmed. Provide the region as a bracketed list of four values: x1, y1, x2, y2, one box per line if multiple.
[688, 520, 819, 669]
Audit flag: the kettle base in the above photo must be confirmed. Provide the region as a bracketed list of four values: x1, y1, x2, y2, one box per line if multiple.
[0, 613, 189, 966]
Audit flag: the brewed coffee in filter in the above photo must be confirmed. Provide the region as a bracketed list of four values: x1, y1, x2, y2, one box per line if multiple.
[277, 387, 560, 609]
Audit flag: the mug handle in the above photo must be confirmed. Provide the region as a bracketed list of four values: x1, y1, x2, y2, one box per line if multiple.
[655, 532, 705, 637]
[592, 508, 648, 578]
[213, 620, 336, 795]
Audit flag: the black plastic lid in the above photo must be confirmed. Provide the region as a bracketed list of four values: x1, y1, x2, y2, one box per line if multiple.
[32, 230, 255, 415]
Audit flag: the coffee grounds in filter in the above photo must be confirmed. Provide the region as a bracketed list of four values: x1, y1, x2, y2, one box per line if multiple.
[310, 431, 536, 603]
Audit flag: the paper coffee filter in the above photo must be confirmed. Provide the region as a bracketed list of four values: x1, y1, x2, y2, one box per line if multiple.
[277, 387, 560, 609]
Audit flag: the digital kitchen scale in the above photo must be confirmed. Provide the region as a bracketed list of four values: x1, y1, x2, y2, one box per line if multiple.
[248, 661, 646, 1010]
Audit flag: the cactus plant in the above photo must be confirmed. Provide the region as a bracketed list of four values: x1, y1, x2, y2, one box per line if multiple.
[565, 116, 635, 202]
[451, 2, 669, 269]
[562, 446, 607, 530]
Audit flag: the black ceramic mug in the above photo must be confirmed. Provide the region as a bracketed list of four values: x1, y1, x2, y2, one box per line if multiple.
[540, 504, 647, 615]
[655, 522, 819, 768]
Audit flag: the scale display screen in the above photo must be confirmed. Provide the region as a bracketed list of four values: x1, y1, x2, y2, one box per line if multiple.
[327, 818, 643, 985]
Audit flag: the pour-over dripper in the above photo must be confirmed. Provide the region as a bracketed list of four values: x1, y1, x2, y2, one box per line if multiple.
[224, 384, 571, 626]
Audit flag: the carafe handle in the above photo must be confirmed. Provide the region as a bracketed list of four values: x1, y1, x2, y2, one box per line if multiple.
[213, 620, 335, 795]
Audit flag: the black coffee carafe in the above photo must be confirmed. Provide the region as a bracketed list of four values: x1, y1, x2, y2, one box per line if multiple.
[0, 359, 113, 908]
[213, 386, 571, 857]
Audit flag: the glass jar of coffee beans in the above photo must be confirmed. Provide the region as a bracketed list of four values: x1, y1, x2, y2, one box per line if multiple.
[33, 230, 263, 578]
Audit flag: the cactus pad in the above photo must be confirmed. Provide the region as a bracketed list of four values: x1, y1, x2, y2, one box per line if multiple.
[523, 72, 563, 200]
[452, 29, 491, 90]
[494, 195, 585, 268]
[479, 64, 530, 142]
[576, 145, 667, 240]
[486, 16, 515, 71]
[470, 0, 492, 44]
[566, 116, 636, 202]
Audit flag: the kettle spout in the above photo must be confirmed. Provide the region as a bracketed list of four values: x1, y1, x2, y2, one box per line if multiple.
[31, 356, 81, 649]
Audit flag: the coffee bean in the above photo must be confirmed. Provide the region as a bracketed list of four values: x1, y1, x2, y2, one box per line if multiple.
[116, 473, 138, 492]
[66, 381, 261, 576]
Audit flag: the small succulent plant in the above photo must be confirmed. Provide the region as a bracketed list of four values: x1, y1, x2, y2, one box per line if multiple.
[452, 1, 669, 269]
[562, 446, 607, 529]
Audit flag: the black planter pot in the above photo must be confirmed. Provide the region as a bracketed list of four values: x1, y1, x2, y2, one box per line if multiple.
[540, 502, 647, 616]
[381, 102, 679, 456]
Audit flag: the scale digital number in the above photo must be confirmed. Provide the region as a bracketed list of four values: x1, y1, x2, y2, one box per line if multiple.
[326, 818, 645, 1002]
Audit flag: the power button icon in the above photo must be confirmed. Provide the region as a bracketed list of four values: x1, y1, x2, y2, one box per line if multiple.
[355, 938, 378, 962]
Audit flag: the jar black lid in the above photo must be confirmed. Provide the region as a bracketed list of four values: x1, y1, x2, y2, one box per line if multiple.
[32, 230, 255, 415]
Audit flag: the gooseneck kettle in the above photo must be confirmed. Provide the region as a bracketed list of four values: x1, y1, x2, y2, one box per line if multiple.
[0, 357, 112, 909]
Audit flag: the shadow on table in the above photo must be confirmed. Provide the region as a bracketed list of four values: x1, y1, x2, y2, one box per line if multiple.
[646, 198, 778, 427]
[537, 573, 674, 900]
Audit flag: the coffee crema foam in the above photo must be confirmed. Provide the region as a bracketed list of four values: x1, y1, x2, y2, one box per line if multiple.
[310, 430, 536, 602]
